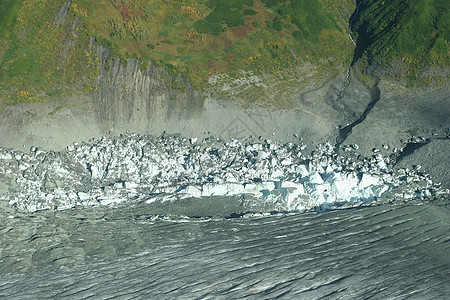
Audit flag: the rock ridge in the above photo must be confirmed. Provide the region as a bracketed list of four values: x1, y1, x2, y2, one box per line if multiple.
[91, 41, 204, 132]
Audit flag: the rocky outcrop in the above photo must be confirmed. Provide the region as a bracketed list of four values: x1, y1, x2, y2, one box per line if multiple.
[92, 42, 204, 133]
[53, 0, 72, 26]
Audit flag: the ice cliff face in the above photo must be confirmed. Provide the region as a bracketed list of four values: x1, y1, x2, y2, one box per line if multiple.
[0, 134, 442, 213]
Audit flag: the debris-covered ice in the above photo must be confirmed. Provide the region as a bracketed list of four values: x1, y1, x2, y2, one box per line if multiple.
[0, 134, 443, 213]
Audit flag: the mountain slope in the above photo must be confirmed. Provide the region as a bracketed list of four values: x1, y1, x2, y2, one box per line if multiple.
[0, 0, 448, 104]
[352, 0, 449, 85]
[0, 0, 355, 101]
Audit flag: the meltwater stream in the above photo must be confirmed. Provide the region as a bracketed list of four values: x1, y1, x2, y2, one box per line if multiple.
[1, 134, 449, 299]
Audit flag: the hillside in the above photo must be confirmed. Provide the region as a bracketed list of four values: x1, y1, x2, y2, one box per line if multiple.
[352, 0, 449, 85]
[0, 0, 355, 102]
[0, 0, 448, 103]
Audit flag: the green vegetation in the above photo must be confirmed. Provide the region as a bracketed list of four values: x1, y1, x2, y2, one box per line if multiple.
[352, 0, 449, 84]
[262, 0, 340, 40]
[244, 9, 258, 16]
[0, 0, 20, 41]
[0, 0, 356, 99]
[0, 0, 94, 102]
[3, 0, 446, 102]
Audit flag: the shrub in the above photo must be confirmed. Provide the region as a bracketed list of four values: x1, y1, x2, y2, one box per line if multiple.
[244, 9, 257, 16]
[207, 0, 254, 9]
[292, 30, 303, 40]
[244, 0, 254, 6]
[206, 7, 245, 28]
[261, 0, 278, 8]
[194, 19, 222, 35]
[272, 17, 284, 31]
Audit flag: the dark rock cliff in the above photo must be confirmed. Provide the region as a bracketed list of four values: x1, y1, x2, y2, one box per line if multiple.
[92, 41, 204, 132]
